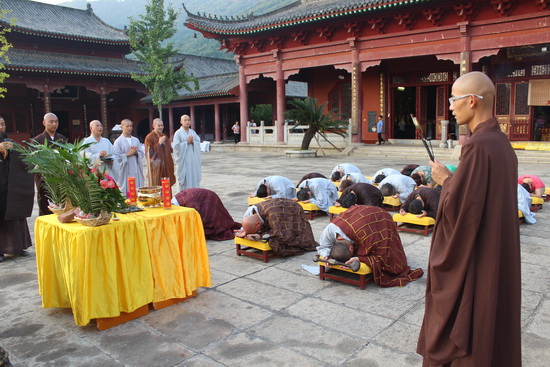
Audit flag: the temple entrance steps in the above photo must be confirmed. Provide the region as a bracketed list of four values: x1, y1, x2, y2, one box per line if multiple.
[209, 140, 550, 163]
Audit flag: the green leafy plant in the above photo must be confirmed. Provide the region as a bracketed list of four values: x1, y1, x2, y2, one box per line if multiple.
[286, 97, 348, 151]
[14, 139, 127, 215]
[127, 0, 198, 120]
[0, 9, 15, 97]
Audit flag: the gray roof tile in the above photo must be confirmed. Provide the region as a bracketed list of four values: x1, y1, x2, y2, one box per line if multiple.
[185, 0, 433, 35]
[2, 0, 128, 43]
[6, 48, 143, 76]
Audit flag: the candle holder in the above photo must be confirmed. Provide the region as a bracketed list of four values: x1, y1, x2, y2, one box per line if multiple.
[127, 177, 137, 204]
[161, 177, 172, 209]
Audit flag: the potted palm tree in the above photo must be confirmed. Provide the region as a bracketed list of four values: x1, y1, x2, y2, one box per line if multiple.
[285, 97, 348, 156]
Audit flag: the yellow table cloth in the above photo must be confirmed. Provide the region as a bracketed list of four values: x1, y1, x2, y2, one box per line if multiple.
[35, 214, 153, 326]
[134, 206, 211, 302]
[34, 206, 211, 326]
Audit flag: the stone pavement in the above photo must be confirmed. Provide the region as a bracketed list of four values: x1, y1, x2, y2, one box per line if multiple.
[1, 150, 549, 366]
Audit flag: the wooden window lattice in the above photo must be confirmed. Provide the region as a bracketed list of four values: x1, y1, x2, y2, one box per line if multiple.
[496, 83, 511, 116]
[515, 83, 529, 115]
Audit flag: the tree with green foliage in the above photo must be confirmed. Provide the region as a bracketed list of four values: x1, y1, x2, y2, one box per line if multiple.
[286, 97, 348, 151]
[0, 9, 14, 98]
[127, 0, 197, 120]
[250, 104, 272, 125]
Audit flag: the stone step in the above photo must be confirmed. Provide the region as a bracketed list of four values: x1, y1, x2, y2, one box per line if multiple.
[210, 142, 550, 163]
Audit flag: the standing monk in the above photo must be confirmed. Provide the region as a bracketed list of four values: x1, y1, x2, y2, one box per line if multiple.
[83, 120, 120, 183]
[32, 113, 67, 215]
[417, 72, 521, 366]
[144, 118, 176, 187]
[173, 114, 201, 191]
[113, 119, 145, 196]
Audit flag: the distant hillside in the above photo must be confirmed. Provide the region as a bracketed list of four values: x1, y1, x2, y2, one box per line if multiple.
[54, 0, 295, 59]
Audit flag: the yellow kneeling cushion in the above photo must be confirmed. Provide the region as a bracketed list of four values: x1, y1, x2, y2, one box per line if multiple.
[234, 236, 272, 251]
[383, 196, 402, 207]
[329, 206, 348, 215]
[392, 213, 436, 226]
[317, 261, 372, 275]
[299, 202, 322, 211]
[518, 210, 524, 218]
[248, 196, 269, 206]
[531, 196, 544, 205]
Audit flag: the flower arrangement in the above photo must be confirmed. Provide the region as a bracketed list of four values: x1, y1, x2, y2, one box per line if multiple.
[15, 139, 127, 222]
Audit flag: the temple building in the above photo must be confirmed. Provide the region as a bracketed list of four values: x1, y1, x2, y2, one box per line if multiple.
[184, 0, 550, 143]
[1, 0, 149, 142]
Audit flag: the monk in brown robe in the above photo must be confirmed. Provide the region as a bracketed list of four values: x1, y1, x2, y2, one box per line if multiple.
[144, 118, 176, 187]
[173, 188, 241, 241]
[327, 205, 423, 287]
[399, 186, 440, 219]
[335, 182, 383, 208]
[32, 113, 67, 215]
[417, 72, 521, 366]
[236, 198, 318, 257]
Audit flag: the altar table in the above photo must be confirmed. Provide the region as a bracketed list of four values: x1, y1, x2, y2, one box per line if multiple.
[34, 206, 211, 328]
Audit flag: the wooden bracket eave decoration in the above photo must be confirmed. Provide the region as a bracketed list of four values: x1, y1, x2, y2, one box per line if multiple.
[218, 38, 229, 52]
[490, 0, 515, 16]
[316, 26, 335, 41]
[394, 13, 416, 31]
[454, 2, 477, 22]
[343, 22, 363, 37]
[249, 38, 266, 52]
[268, 35, 286, 48]
[537, 0, 550, 10]
[423, 8, 444, 26]
[348, 38, 357, 50]
[231, 41, 248, 55]
[272, 49, 280, 60]
[367, 17, 388, 34]
[291, 31, 310, 45]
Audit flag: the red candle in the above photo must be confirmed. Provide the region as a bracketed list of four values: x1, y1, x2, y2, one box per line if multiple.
[127, 177, 137, 203]
[161, 177, 171, 209]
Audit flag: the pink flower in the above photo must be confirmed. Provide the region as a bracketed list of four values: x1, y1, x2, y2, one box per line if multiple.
[107, 180, 115, 189]
[100, 180, 109, 189]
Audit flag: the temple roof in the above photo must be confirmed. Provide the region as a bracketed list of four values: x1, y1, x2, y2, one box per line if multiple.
[2, 0, 129, 44]
[5, 48, 143, 77]
[141, 54, 307, 102]
[184, 0, 435, 36]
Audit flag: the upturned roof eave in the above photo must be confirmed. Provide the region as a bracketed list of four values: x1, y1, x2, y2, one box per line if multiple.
[5, 66, 143, 78]
[4, 24, 130, 45]
[185, 0, 433, 37]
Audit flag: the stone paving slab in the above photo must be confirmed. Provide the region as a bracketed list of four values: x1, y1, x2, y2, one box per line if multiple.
[1, 150, 549, 366]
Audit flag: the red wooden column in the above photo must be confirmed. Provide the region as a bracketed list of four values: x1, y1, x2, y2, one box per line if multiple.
[190, 105, 196, 130]
[148, 108, 154, 128]
[168, 107, 174, 140]
[237, 55, 248, 143]
[275, 50, 285, 143]
[100, 88, 108, 137]
[214, 103, 221, 142]
[458, 21, 472, 144]
[350, 39, 362, 143]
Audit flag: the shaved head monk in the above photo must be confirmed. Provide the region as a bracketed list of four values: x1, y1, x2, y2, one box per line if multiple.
[236, 198, 317, 257]
[144, 118, 176, 187]
[32, 113, 67, 215]
[317, 205, 423, 287]
[417, 72, 521, 366]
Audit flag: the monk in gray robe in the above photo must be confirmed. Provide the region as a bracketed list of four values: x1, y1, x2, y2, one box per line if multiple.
[173, 114, 201, 191]
[114, 119, 145, 195]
